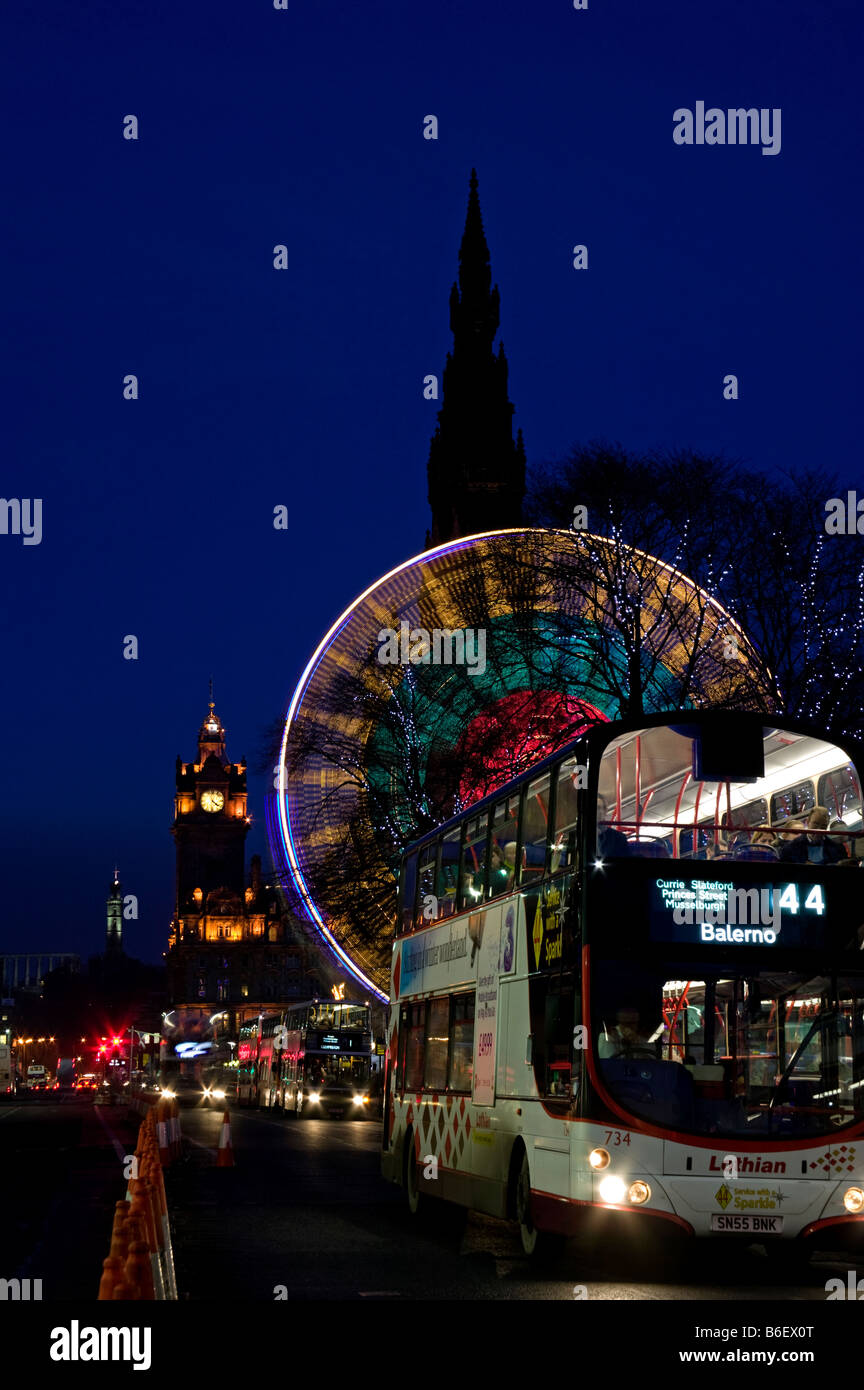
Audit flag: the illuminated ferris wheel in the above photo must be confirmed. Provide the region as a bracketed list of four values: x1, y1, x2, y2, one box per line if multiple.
[267, 528, 770, 1000]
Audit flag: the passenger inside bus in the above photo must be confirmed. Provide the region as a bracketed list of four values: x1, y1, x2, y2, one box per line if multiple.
[485, 843, 511, 897]
[596, 793, 630, 858]
[779, 806, 849, 864]
[597, 1007, 659, 1058]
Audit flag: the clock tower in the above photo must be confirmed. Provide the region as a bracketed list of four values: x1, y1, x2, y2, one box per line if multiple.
[172, 702, 249, 913]
[166, 699, 325, 1039]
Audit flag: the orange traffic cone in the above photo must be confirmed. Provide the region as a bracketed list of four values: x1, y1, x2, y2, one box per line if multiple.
[216, 1108, 234, 1167]
[125, 1240, 155, 1300]
[97, 1256, 124, 1301]
[112, 1280, 139, 1300]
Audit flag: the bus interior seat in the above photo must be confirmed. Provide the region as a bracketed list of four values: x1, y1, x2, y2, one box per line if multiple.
[521, 843, 546, 880]
[626, 839, 671, 858]
[733, 845, 779, 861]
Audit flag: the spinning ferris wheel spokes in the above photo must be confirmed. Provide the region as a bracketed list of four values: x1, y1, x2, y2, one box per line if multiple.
[267, 528, 771, 998]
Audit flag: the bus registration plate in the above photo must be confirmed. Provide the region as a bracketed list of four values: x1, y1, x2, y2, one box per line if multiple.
[711, 1214, 784, 1234]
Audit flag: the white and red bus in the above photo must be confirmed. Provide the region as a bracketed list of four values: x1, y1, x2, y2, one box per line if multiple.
[243, 1001, 373, 1116]
[381, 711, 864, 1258]
[235, 1016, 261, 1106]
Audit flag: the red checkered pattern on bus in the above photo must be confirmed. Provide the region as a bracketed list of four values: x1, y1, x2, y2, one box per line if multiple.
[390, 1090, 473, 1170]
[809, 1144, 857, 1174]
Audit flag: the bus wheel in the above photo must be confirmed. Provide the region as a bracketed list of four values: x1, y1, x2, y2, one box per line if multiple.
[515, 1150, 564, 1260]
[404, 1132, 426, 1217]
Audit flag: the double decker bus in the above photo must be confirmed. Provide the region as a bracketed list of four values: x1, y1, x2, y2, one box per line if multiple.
[381, 711, 864, 1257]
[256, 1000, 373, 1116]
[236, 1016, 261, 1106]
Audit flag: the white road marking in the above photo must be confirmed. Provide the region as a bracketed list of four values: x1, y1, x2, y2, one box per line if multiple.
[92, 1103, 128, 1161]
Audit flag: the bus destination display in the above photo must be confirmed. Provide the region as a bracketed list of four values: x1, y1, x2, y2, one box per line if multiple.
[649, 878, 827, 947]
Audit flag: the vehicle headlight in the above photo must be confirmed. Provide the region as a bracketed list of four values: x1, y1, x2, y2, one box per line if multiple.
[309, 1092, 321, 1104]
[161, 1088, 175, 1098]
[212, 1089, 226, 1100]
[628, 1181, 651, 1205]
[353, 1093, 368, 1105]
[843, 1186, 864, 1213]
[598, 1175, 627, 1204]
[588, 1147, 611, 1170]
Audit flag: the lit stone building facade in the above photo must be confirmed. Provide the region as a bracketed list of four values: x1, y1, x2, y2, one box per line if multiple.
[165, 703, 326, 1040]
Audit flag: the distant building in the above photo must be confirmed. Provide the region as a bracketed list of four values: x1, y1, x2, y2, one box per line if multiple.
[106, 869, 123, 954]
[0, 953, 80, 995]
[165, 701, 327, 1040]
[426, 169, 525, 548]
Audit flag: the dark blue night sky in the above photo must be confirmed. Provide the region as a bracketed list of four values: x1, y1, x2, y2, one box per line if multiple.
[2, 0, 861, 967]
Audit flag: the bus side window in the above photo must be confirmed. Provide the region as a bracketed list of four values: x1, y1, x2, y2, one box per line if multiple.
[552, 760, 580, 872]
[403, 1003, 426, 1091]
[415, 843, 438, 928]
[424, 997, 450, 1090]
[437, 827, 461, 917]
[522, 774, 551, 882]
[488, 797, 519, 899]
[448, 994, 475, 1091]
[400, 852, 418, 934]
[771, 780, 815, 824]
[459, 813, 488, 911]
[528, 975, 576, 1099]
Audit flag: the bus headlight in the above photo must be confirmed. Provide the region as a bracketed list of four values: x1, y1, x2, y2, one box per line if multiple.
[589, 1147, 611, 1170]
[628, 1181, 651, 1205]
[309, 1092, 321, 1104]
[598, 1175, 627, 1204]
[843, 1186, 864, 1213]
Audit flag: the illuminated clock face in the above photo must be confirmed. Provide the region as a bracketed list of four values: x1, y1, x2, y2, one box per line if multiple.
[201, 790, 225, 813]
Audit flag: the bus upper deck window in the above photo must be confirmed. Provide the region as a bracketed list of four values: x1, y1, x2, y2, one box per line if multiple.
[400, 853, 418, 934]
[522, 774, 551, 880]
[488, 796, 519, 898]
[460, 813, 488, 911]
[437, 826, 462, 916]
[771, 780, 816, 824]
[553, 761, 580, 872]
[819, 765, 863, 827]
[416, 842, 439, 928]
